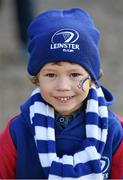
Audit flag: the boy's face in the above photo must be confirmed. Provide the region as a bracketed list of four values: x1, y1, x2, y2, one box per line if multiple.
[38, 62, 91, 115]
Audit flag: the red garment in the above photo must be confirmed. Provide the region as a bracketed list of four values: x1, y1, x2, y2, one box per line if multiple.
[0, 119, 16, 179]
[118, 114, 123, 124]
[0, 115, 123, 179]
[110, 115, 123, 179]
[110, 140, 123, 179]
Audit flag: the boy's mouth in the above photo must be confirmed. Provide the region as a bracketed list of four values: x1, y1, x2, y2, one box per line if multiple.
[54, 96, 74, 102]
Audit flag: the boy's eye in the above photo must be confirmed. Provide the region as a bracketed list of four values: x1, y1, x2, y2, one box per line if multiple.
[45, 73, 56, 77]
[70, 73, 81, 77]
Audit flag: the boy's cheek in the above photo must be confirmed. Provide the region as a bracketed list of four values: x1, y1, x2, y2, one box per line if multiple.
[82, 80, 90, 92]
[78, 77, 91, 93]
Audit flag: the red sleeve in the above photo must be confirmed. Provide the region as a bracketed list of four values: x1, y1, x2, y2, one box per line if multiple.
[118, 114, 123, 124]
[0, 119, 16, 179]
[110, 140, 123, 179]
[110, 115, 123, 179]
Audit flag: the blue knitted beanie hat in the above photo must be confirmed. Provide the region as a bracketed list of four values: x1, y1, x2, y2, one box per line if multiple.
[27, 8, 101, 81]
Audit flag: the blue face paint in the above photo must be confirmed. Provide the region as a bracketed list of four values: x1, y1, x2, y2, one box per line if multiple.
[78, 75, 89, 91]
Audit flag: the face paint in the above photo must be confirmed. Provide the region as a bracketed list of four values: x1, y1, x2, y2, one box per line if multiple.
[78, 75, 89, 91]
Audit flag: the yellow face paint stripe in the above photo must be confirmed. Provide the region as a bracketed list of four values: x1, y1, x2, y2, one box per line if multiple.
[78, 75, 89, 91]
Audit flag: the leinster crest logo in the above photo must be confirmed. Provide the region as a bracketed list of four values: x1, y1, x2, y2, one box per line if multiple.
[51, 29, 79, 43]
[50, 28, 80, 52]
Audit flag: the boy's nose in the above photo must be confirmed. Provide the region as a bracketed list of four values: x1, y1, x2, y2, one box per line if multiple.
[55, 77, 71, 91]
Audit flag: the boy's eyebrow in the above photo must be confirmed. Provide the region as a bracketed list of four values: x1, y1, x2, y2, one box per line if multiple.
[41, 68, 57, 72]
[42, 68, 87, 74]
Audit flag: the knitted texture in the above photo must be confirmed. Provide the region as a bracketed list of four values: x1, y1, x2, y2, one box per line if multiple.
[27, 8, 101, 81]
[28, 85, 108, 179]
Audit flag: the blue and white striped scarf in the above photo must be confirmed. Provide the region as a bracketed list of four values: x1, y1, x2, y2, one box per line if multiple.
[29, 85, 108, 179]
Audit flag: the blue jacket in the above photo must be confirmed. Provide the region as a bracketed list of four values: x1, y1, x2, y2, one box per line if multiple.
[0, 86, 123, 179]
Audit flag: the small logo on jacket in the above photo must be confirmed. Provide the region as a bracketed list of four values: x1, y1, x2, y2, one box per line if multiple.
[50, 28, 80, 52]
[101, 156, 110, 179]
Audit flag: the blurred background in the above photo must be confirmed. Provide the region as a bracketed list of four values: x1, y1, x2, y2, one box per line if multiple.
[0, 0, 123, 129]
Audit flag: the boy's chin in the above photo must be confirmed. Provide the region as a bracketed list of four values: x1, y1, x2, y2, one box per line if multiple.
[54, 107, 77, 116]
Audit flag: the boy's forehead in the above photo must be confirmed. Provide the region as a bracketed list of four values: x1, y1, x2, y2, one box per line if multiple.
[41, 61, 88, 72]
[46, 61, 74, 66]
[43, 61, 81, 67]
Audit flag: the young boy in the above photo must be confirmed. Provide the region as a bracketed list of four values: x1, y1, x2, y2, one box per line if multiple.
[0, 8, 123, 179]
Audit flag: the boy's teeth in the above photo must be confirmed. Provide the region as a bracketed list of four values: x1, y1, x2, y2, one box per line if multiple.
[61, 97, 68, 101]
[57, 96, 72, 101]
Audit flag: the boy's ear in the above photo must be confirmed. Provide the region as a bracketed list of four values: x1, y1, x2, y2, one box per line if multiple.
[89, 76, 93, 87]
[98, 68, 104, 79]
[36, 76, 40, 86]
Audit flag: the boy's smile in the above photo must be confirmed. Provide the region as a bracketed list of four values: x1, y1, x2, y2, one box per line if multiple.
[38, 61, 91, 115]
[54, 95, 74, 103]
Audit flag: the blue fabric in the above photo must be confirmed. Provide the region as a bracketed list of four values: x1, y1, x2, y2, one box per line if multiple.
[10, 111, 122, 179]
[55, 106, 82, 128]
[27, 8, 100, 81]
[16, 85, 109, 179]
[9, 85, 123, 179]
